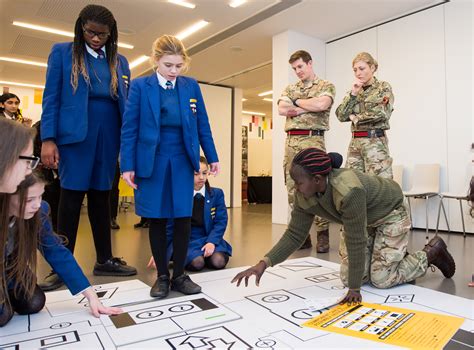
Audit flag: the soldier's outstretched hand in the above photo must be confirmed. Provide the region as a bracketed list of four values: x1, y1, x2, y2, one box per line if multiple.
[340, 289, 362, 305]
[231, 261, 267, 287]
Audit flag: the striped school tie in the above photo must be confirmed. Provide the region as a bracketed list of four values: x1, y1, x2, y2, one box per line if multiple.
[165, 81, 173, 90]
[94, 49, 105, 59]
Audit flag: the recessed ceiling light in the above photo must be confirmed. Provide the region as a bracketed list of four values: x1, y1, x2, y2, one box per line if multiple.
[229, 0, 247, 8]
[129, 55, 150, 69]
[262, 98, 272, 102]
[176, 20, 209, 40]
[0, 57, 47, 67]
[168, 0, 196, 9]
[243, 110, 265, 116]
[0, 80, 45, 89]
[241, 98, 247, 102]
[13, 21, 134, 49]
[257, 90, 272, 97]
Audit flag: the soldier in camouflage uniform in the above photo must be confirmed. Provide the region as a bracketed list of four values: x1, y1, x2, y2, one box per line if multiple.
[232, 148, 456, 304]
[278, 50, 335, 253]
[336, 52, 394, 179]
[336, 52, 394, 266]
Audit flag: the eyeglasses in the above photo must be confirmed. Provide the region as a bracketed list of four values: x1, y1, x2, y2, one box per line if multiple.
[82, 27, 110, 40]
[19, 155, 40, 170]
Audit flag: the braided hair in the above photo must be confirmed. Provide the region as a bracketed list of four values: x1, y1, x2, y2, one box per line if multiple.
[71, 4, 119, 97]
[292, 148, 343, 177]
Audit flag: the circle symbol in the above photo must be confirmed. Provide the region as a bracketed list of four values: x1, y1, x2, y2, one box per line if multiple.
[136, 310, 163, 319]
[169, 304, 194, 313]
[50, 322, 71, 329]
[255, 339, 276, 348]
[292, 308, 321, 319]
[262, 294, 289, 303]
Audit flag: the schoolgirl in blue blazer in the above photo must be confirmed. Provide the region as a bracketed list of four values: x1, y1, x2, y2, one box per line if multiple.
[121, 35, 219, 299]
[0, 173, 121, 327]
[148, 157, 232, 271]
[40, 5, 136, 290]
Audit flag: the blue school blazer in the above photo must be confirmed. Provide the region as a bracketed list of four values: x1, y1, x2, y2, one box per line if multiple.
[120, 74, 218, 177]
[38, 201, 90, 295]
[166, 187, 232, 262]
[41, 42, 130, 145]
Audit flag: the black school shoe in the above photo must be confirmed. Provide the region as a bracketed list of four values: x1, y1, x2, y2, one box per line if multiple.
[39, 271, 65, 291]
[171, 274, 201, 294]
[93, 257, 137, 276]
[150, 275, 170, 298]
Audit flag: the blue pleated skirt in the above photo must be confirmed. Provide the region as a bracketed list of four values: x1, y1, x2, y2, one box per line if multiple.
[135, 126, 194, 218]
[58, 98, 120, 191]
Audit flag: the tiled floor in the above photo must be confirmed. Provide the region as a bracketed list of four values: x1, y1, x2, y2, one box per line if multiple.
[37, 203, 474, 299]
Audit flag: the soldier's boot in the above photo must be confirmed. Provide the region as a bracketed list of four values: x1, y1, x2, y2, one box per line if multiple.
[298, 235, 312, 250]
[316, 230, 330, 253]
[422, 236, 455, 278]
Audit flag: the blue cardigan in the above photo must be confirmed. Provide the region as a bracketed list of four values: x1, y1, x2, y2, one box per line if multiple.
[41, 42, 130, 145]
[120, 74, 218, 176]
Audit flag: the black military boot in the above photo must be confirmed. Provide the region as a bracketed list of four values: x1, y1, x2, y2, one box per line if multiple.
[422, 236, 455, 278]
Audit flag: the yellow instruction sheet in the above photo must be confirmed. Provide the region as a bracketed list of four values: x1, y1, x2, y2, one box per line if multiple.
[303, 302, 464, 349]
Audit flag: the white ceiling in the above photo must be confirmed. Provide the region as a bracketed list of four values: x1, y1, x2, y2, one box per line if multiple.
[0, 0, 441, 116]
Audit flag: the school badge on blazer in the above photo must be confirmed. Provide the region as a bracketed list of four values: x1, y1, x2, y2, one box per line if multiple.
[122, 75, 129, 88]
[190, 98, 197, 115]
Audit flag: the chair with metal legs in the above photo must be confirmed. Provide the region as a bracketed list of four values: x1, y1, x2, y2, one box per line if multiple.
[403, 164, 449, 241]
[436, 190, 469, 237]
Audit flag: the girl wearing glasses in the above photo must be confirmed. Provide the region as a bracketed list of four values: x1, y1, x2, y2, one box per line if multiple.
[121, 35, 219, 299]
[0, 173, 122, 327]
[0, 119, 35, 194]
[40, 4, 136, 291]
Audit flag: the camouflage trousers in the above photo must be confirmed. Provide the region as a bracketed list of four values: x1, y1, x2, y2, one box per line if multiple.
[345, 136, 393, 179]
[339, 203, 428, 289]
[284, 134, 329, 231]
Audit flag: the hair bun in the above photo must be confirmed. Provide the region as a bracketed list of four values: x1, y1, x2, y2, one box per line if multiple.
[328, 152, 343, 169]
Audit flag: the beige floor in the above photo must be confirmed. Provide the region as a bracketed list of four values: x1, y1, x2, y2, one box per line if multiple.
[38, 203, 474, 299]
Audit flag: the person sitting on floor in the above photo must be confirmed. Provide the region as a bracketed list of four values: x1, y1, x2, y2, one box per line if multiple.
[148, 156, 232, 272]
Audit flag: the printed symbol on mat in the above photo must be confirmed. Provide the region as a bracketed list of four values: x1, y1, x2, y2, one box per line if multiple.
[169, 304, 194, 313]
[255, 339, 277, 348]
[136, 310, 163, 319]
[292, 307, 328, 320]
[384, 294, 414, 303]
[50, 322, 71, 329]
[262, 294, 289, 303]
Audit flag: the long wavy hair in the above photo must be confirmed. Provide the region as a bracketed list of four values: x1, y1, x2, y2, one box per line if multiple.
[0, 119, 34, 184]
[0, 173, 44, 306]
[71, 4, 119, 97]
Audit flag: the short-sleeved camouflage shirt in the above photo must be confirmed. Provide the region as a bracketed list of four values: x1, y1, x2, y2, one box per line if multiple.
[279, 78, 336, 131]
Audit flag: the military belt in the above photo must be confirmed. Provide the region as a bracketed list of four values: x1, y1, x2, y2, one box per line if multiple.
[352, 129, 385, 138]
[287, 129, 324, 136]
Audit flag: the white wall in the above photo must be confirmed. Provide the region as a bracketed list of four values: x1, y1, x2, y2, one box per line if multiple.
[233, 88, 243, 207]
[325, 2, 473, 233]
[0, 85, 43, 123]
[199, 83, 233, 207]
